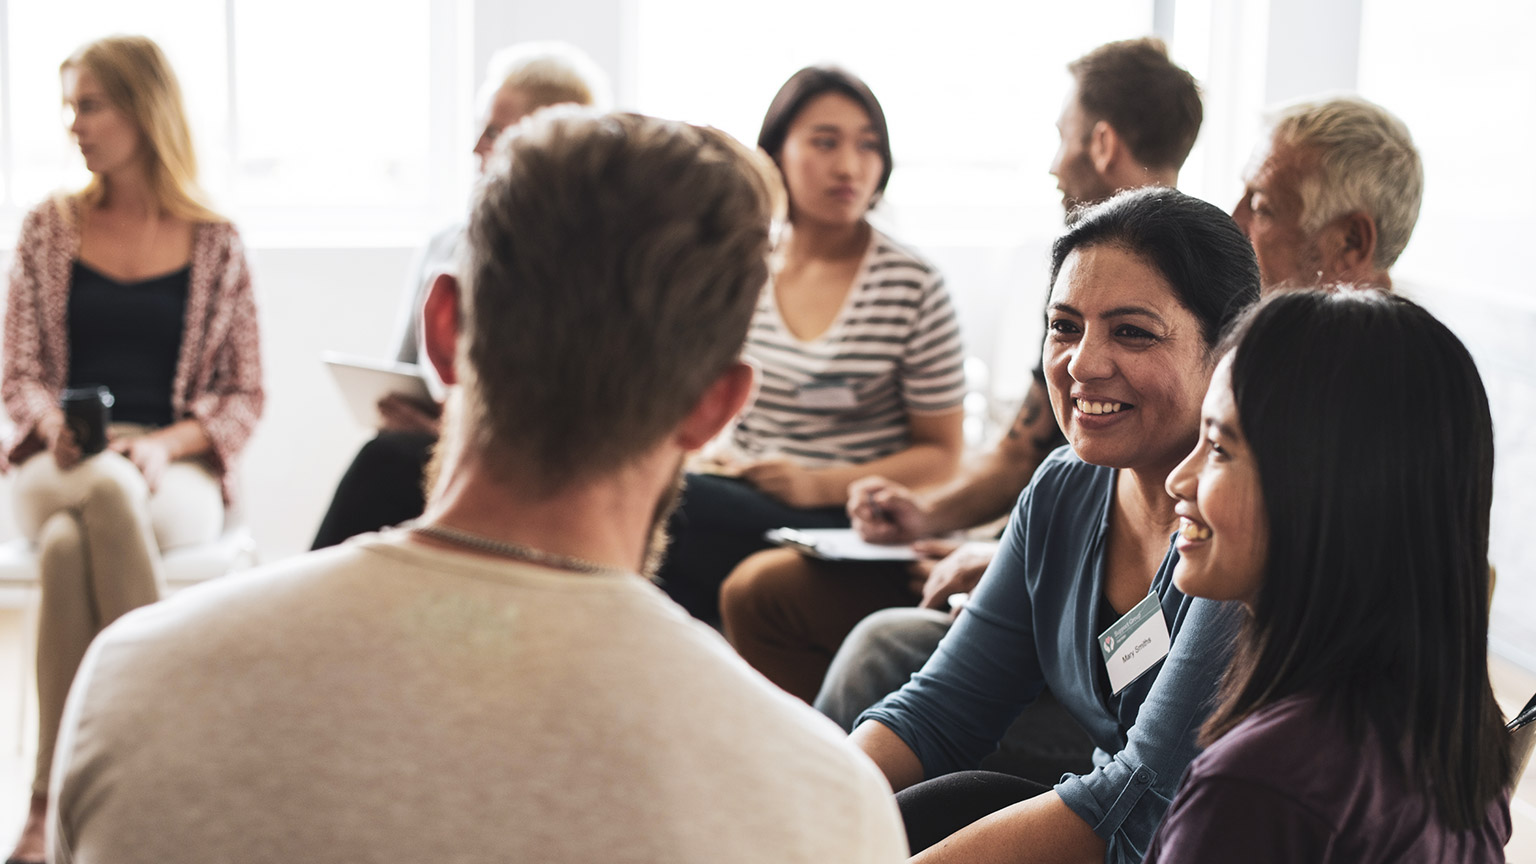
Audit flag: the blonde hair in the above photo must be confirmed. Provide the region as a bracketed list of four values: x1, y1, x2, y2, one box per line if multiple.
[476, 41, 611, 117]
[61, 35, 222, 223]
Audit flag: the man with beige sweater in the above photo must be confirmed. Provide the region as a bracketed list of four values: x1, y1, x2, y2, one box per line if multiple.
[48, 109, 907, 864]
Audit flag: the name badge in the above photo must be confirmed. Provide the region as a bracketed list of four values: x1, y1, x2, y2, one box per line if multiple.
[1098, 592, 1172, 695]
[796, 381, 858, 409]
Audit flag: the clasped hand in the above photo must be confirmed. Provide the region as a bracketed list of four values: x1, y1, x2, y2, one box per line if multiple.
[107, 433, 173, 491]
[736, 457, 828, 509]
[846, 476, 932, 544]
[908, 539, 998, 611]
[41, 413, 172, 491]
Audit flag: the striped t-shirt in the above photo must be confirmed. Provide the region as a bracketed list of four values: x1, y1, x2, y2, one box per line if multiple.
[730, 228, 966, 467]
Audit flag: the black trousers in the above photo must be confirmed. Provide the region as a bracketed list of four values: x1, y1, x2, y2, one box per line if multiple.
[656, 473, 848, 626]
[897, 771, 1051, 854]
[311, 431, 436, 550]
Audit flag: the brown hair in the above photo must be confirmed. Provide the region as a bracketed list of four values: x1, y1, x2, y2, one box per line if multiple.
[1068, 37, 1202, 172]
[459, 109, 778, 490]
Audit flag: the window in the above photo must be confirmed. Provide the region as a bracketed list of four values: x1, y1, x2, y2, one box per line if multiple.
[632, 0, 1157, 249]
[0, 0, 467, 241]
[1358, 0, 1536, 667]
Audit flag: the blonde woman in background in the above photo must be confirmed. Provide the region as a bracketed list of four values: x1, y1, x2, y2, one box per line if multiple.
[2, 35, 262, 864]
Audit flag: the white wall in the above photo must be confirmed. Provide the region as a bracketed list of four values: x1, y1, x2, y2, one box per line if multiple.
[239, 245, 418, 559]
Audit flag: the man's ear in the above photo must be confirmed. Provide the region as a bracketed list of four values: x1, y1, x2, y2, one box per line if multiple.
[1089, 120, 1121, 177]
[675, 361, 755, 450]
[422, 272, 461, 386]
[1320, 211, 1379, 283]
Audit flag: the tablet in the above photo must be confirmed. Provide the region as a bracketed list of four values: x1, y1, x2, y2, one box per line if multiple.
[322, 351, 433, 427]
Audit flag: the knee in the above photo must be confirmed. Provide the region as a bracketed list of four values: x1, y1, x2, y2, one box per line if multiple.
[36, 513, 84, 587]
[80, 454, 150, 514]
[355, 433, 428, 469]
[844, 607, 930, 655]
[720, 549, 806, 627]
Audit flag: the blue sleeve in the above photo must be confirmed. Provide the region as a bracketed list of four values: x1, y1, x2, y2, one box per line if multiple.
[1054, 598, 1243, 864]
[857, 487, 1049, 774]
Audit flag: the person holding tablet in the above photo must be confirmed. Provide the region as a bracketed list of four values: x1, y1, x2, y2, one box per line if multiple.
[310, 41, 608, 548]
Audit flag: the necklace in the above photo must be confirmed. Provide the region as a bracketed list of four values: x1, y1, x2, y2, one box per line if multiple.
[408, 521, 626, 576]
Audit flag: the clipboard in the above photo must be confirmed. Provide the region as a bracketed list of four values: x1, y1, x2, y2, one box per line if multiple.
[764, 527, 918, 562]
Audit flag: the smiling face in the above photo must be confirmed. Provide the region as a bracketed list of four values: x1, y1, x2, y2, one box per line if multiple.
[777, 92, 884, 229]
[1165, 354, 1268, 606]
[1044, 243, 1214, 474]
[62, 66, 143, 177]
[1232, 135, 1324, 291]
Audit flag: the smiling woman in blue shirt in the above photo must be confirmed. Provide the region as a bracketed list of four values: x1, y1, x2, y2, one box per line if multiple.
[850, 187, 1260, 864]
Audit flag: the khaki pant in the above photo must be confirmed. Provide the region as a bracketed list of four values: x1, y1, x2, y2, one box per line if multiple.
[13, 439, 222, 796]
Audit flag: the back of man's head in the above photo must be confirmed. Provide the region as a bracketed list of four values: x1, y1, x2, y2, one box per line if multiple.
[1069, 37, 1202, 172]
[458, 110, 776, 489]
[1268, 96, 1422, 272]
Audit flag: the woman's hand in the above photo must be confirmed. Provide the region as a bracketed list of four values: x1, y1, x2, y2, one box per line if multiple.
[109, 434, 172, 492]
[847, 476, 932, 544]
[38, 412, 82, 470]
[740, 457, 829, 508]
[912, 539, 997, 611]
[378, 394, 442, 436]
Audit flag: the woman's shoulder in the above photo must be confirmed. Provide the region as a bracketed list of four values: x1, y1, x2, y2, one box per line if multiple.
[1029, 446, 1111, 498]
[190, 216, 247, 260]
[1192, 693, 1342, 786]
[865, 226, 940, 280]
[19, 195, 76, 234]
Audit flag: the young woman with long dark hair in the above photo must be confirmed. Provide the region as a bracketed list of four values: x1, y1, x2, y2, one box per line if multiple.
[1151, 288, 1512, 861]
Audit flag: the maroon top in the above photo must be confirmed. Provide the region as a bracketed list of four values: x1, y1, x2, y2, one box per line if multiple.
[1145, 693, 1511, 863]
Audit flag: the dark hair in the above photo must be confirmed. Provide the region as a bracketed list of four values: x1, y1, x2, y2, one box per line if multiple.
[1068, 37, 1202, 172]
[462, 110, 776, 489]
[756, 65, 893, 198]
[1205, 288, 1511, 831]
[1049, 187, 1260, 348]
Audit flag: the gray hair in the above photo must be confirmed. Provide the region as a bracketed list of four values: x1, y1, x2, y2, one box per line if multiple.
[1269, 95, 1423, 271]
[477, 41, 612, 115]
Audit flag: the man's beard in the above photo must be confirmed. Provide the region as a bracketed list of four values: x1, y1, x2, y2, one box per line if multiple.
[640, 458, 687, 581]
[424, 396, 685, 581]
[421, 392, 461, 504]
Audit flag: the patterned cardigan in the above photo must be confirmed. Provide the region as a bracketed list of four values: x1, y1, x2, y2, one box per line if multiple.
[2, 198, 264, 503]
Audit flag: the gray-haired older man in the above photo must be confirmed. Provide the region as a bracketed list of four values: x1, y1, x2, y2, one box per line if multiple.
[1233, 95, 1423, 291]
[47, 111, 907, 864]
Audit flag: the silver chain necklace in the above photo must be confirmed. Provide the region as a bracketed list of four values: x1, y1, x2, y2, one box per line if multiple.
[408, 521, 625, 576]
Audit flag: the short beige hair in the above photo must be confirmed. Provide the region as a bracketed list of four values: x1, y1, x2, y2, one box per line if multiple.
[459, 110, 777, 489]
[1269, 96, 1423, 271]
[476, 41, 610, 115]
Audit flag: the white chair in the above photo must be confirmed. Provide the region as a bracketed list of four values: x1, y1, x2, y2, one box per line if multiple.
[0, 483, 256, 754]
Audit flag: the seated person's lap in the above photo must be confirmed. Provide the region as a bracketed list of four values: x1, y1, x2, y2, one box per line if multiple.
[12, 446, 222, 551]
